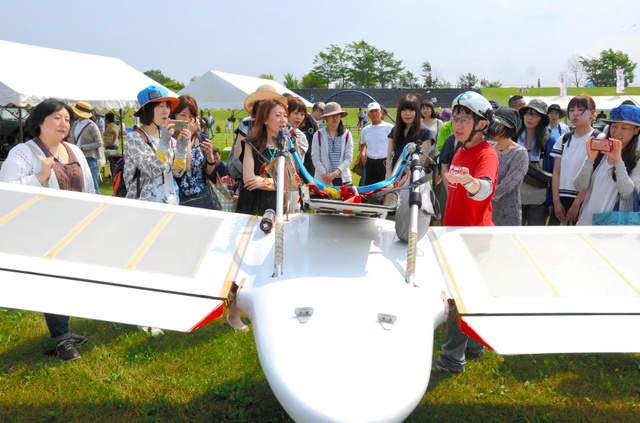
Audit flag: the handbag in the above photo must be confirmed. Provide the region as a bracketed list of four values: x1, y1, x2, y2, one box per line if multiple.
[524, 163, 552, 188]
[592, 191, 640, 225]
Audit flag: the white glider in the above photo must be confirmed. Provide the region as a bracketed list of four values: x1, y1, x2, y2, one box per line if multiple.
[0, 180, 638, 422]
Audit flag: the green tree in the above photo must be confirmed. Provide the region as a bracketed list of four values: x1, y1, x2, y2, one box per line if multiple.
[457, 73, 479, 89]
[480, 78, 503, 88]
[421, 61, 436, 87]
[374, 48, 404, 88]
[397, 70, 420, 88]
[283, 73, 299, 89]
[300, 72, 328, 88]
[345, 40, 379, 88]
[311, 44, 349, 88]
[259, 73, 275, 80]
[580, 49, 637, 86]
[143, 69, 184, 92]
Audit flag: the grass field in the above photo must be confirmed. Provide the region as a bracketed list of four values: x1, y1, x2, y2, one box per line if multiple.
[1, 309, 639, 422]
[3, 87, 640, 421]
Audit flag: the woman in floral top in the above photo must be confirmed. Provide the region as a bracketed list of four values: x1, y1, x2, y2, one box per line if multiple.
[170, 95, 217, 209]
[124, 85, 190, 205]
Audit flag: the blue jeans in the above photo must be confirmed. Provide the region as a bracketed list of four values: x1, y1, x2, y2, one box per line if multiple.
[438, 302, 484, 371]
[86, 157, 100, 193]
[44, 313, 71, 342]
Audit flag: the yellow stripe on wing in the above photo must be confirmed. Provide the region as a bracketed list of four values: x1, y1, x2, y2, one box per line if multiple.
[45, 203, 108, 259]
[126, 212, 174, 270]
[512, 234, 560, 297]
[428, 229, 467, 314]
[220, 216, 258, 298]
[0, 195, 44, 225]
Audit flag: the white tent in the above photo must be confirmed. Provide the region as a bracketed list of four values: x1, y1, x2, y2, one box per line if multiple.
[522, 95, 640, 110]
[0, 39, 176, 108]
[179, 70, 312, 110]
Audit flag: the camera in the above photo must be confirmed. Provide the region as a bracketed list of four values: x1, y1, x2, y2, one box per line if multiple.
[591, 138, 612, 153]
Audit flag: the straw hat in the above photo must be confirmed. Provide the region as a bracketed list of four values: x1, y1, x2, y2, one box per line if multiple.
[243, 84, 286, 113]
[320, 102, 348, 119]
[70, 101, 94, 119]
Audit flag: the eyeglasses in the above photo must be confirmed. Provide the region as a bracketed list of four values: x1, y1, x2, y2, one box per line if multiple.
[452, 117, 472, 125]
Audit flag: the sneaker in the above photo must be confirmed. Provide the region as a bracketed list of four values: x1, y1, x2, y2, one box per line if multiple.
[55, 339, 81, 361]
[70, 333, 88, 345]
[465, 349, 484, 360]
[137, 326, 164, 337]
[433, 358, 464, 374]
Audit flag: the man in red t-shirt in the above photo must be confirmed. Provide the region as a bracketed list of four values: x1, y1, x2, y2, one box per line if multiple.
[435, 91, 498, 374]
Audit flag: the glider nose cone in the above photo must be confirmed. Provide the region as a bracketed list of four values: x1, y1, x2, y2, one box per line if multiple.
[248, 278, 437, 422]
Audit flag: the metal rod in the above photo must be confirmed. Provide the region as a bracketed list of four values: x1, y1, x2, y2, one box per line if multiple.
[273, 132, 286, 278]
[405, 145, 422, 286]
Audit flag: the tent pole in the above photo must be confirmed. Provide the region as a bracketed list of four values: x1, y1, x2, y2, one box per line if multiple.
[18, 107, 24, 143]
[119, 108, 125, 153]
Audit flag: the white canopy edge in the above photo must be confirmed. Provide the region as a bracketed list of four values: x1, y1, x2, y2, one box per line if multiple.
[179, 70, 312, 110]
[0, 39, 176, 109]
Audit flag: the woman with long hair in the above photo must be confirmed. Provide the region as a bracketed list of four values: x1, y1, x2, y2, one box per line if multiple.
[516, 99, 553, 225]
[574, 104, 640, 225]
[236, 98, 288, 215]
[386, 94, 434, 179]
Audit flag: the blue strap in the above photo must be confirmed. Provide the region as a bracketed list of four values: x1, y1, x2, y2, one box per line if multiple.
[613, 190, 640, 212]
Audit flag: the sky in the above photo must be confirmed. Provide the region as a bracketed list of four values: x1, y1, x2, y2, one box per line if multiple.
[2, 0, 640, 87]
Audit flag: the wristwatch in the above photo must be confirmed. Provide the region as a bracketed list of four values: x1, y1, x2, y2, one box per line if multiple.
[463, 179, 475, 190]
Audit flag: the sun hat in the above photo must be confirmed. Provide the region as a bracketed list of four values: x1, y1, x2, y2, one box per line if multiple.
[519, 99, 550, 126]
[70, 101, 94, 119]
[320, 102, 348, 119]
[602, 104, 640, 127]
[367, 102, 381, 112]
[134, 85, 179, 116]
[547, 103, 565, 117]
[493, 107, 521, 130]
[439, 108, 452, 122]
[243, 84, 286, 113]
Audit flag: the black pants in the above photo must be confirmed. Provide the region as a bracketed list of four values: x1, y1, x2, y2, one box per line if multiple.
[521, 204, 547, 226]
[45, 313, 70, 341]
[363, 158, 386, 185]
[548, 196, 577, 225]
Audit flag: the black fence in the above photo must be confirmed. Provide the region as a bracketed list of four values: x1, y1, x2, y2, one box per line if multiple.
[293, 88, 477, 109]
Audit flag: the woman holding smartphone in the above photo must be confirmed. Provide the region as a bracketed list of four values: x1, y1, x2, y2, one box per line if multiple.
[170, 95, 217, 209]
[574, 104, 640, 225]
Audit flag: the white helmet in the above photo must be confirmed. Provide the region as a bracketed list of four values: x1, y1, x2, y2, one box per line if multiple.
[451, 91, 493, 121]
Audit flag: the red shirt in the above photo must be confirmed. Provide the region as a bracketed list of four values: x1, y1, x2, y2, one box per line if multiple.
[443, 141, 499, 226]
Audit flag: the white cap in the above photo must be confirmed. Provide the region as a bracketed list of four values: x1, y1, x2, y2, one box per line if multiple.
[367, 102, 381, 112]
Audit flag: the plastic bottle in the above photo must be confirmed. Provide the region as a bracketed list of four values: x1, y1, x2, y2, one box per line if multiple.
[156, 128, 171, 164]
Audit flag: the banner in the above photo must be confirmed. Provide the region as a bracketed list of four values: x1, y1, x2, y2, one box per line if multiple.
[616, 68, 625, 93]
[559, 73, 567, 97]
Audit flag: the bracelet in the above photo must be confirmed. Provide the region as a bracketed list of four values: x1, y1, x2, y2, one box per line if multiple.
[206, 159, 215, 165]
[463, 179, 475, 190]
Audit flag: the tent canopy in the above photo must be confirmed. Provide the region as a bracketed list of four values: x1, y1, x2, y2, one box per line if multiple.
[179, 70, 312, 110]
[0, 39, 175, 109]
[522, 95, 640, 110]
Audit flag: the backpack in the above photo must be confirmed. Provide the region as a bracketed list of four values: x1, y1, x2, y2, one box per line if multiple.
[560, 128, 601, 150]
[112, 128, 153, 198]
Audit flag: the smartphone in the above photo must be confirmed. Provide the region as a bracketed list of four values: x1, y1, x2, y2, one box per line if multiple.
[591, 138, 612, 153]
[170, 119, 188, 133]
[449, 165, 463, 176]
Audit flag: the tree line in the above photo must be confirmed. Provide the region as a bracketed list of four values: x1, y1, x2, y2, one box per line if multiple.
[143, 42, 636, 91]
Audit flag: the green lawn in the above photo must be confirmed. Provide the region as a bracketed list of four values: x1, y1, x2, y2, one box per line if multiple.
[480, 87, 640, 110]
[1, 309, 638, 422]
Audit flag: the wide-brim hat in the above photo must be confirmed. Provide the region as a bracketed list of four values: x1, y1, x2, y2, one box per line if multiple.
[243, 84, 287, 113]
[71, 101, 94, 119]
[520, 99, 550, 126]
[602, 104, 640, 127]
[320, 102, 347, 119]
[493, 107, 521, 130]
[547, 103, 565, 117]
[134, 85, 179, 116]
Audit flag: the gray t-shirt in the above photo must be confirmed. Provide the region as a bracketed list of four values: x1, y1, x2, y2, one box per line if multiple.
[492, 144, 529, 226]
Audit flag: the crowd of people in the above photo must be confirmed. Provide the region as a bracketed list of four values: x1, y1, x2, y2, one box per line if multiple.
[0, 83, 638, 362]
